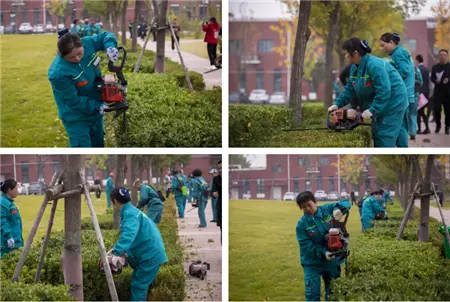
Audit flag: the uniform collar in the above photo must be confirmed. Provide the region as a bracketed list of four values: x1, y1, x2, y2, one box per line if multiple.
[391, 45, 402, 57]
[303, 205, 324, 221]
[120, 202, 133, 215]
[357, 54, 369, 72]
[1, 193, 14, 203]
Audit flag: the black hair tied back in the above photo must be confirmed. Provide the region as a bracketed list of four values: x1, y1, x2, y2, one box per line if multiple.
[393, 33, 401, 43]
[360, 40, 372, 53]
[58, 28, 70, 39]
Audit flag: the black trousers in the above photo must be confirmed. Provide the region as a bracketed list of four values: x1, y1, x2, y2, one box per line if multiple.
[433, 94, 450, 128]
[207, 43, 217, 66]
[417, 92, 430, 131]
[171, 35, 180, 50]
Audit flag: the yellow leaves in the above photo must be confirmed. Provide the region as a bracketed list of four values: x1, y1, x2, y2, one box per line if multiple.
[332, 155, 367, 184]
[432, 0, 450, 50]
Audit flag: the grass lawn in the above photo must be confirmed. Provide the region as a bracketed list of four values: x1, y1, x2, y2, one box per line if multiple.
[430, 202, 450, 210]
[229, 199, 363, 301]
[179, 40, 209, 60]
[15, 193, 108, 243]
[0, 34, 69, 147]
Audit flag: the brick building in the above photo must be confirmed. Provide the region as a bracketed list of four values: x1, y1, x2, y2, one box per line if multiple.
[229, 17, 438, 100]
[229, 155, 377, 200]
[0, 0, 220, 31]
[0, 154, 221, 187]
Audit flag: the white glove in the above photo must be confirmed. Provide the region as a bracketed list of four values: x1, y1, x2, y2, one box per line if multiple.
[328, 105, 338, 112]
[106, 47, 119, 62]
[325, 251, 335, 261]
[362, 109, 373, 120]
[111, 255, 126, 267]
[7, 238, 15, 249]
[99, 103, 110, 115]
[333, 209, 344, 221]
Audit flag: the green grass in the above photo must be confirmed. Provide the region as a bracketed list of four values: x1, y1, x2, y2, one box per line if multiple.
[0, 34, 68, 147]
[179, 40, 209, 60]
[16, 194, 107, 243]
[229, 199, 362, 301]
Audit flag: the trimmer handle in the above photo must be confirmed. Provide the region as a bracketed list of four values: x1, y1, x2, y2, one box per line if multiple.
[108, 46, 127, 73]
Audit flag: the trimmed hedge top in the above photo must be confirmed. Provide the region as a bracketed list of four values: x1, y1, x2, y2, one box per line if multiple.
[229, 103, 373, 147]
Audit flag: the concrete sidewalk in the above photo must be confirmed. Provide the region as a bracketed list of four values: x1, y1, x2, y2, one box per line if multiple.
[123, 32, 221, 88]
[178, 198, 222, 301]
[414, 199, 450, 224]
[410, 115, 450, 147]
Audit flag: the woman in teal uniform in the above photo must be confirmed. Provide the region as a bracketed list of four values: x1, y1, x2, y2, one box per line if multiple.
[48, 29, 119, 147]
[1, 180, 23, 258]
[329, 38, 408, 147]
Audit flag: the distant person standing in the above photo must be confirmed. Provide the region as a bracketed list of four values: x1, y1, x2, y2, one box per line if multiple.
[415, 54, 431, 134]
[105, 173, 114, 208]
[128, 20, 133, 38]
[70, 19, 80, 35]
[212, 161, 222, 243]
[171, 18, 181, 50]
[202, 17, 220, 70]
[350, 191, 357, 206]
[431, 49, 450, 134]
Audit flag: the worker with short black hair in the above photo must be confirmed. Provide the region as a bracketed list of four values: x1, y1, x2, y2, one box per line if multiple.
[109, 187, 167, 301]
[296, 191, 351, 301]
[1, 179, 23, 257]
[361, 190, 386, 232]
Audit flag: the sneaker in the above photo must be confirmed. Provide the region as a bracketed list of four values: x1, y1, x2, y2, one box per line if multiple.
[410, 136, 416, 140]
[423, 128, 431, 134]
[435, 126, 441, 134]
[210, 220, 217, 223]
[446, 127, 449, 135]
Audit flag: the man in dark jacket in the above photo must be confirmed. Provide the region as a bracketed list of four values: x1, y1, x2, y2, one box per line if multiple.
[212, 160, 222, 244]
[415, 54, 431, 134]
[431, 49, 450, 134]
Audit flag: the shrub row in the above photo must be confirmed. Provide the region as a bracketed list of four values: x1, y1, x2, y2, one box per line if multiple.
[106, 72, 221, 147]
[229, 103, 373, 147]
[0, 198, 185, 301]
[329, 202, 450, 301]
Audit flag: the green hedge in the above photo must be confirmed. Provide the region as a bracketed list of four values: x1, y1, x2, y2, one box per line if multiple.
[229, 103, 373, 147]
[329, 202, 450, 301]
[0, 198, 185, 301]
[107, 73, 221, 147]
[99, 46, 205, 91]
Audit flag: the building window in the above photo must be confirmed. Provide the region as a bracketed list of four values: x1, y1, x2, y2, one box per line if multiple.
[38, 163, 44, 181]
[317, 176, 323, 190]
[365, 178, 371, 192]
[53, 161, 60, 173]
[199, 5, 207, 18]
[257, 179, 264, 194]
[46, 11, 52, 24]
[22, 9, 28, 23]
[272, 165, 282, 172]
[293, 177, 299, 193]
[82, 10, 88, 20]
[243, 179, 250, 193]
[258, 39, 273, 53]
[34, 8, 39, 25]
[72, 8, 76, 21]
[256, 69, 264, 89]
[170, 5, 179, 16]
[58, 16, 64, 25]
[230, 40, 244, 53]
[403, 39, 417, 52]
[305, 179, 311, 191]
[21, 162, 29, 183]
[328, 177, 335, 191]
[216, 4, 221, 11]
[320, 157, 329, 166]
[0, 11, 3, 26]
[341, 178, 346, 192]
[274, 69, 282, 92]
[10, 12, 16, 26]
[239, 72, 246, 91]
[298, 158, 308, 166]
[86, 168, 94, 181]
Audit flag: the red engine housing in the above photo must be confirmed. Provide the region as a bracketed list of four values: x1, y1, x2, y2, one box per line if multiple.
[328, 234, 343, 251]
[102, 84, 124, 102]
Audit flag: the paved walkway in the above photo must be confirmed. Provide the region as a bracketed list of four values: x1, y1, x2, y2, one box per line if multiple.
[414, 199, 450, 224]
[410, 115, 450, 147]
[123, 32, 221, 88]
[178, 198, 222, 301]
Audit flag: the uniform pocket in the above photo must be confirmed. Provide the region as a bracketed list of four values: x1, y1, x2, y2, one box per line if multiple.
[69, 138, 80, 147]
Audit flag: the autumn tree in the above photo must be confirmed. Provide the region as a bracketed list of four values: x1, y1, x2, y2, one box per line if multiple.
[229, 155, 251, 169]
[432, 0, 450, 51]
[332, 155, 367, 193]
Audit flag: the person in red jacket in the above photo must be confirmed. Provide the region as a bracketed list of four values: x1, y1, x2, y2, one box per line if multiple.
[202, 17, 220, 70]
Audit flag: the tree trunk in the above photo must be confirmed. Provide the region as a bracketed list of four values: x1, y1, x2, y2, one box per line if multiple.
[114, 155, 127, 229]
[131, 156, 139, 206]
[408, 159, 415, 220]
[62, 155, 84, 301]
[324, 1, 341, 108]
[154, 0, 168, 73]
[132, 0, 142, 52]
[121, 0, 129, 46]
[289, 0, 312, 125]
[419, 155, 434, 242]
